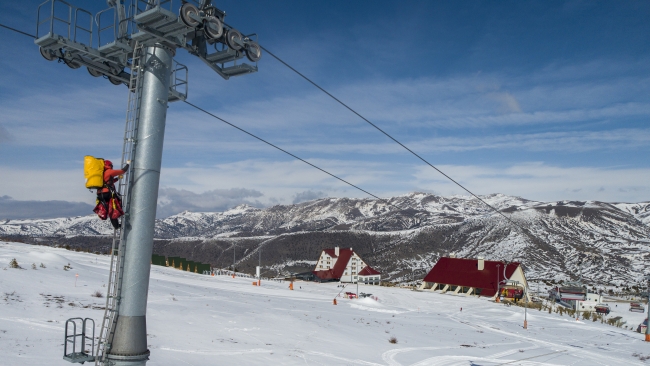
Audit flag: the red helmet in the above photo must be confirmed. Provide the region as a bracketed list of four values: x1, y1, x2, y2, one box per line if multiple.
[104, 160, 113, 169]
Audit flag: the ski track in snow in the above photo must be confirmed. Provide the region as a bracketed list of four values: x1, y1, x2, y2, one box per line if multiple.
[0, 241, 648, 366]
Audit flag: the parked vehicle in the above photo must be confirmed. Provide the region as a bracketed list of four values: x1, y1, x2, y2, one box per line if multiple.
[344, 292, 357, 299]
[630, 302, 646, 313]
[637, 318, 648, 333]
[595, 304, 611, 315]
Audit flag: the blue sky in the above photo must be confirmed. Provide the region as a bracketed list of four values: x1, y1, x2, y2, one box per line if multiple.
[0, 0, 649, 219]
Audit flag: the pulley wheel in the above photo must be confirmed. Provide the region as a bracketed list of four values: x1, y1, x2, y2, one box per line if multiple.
[180, 3, 200, 28]
[245, 42, 262, 62]
[109, 76, 122, 85]
[65, 59, 81, 69]
[39, 47, 55, 61]
[226, 28, 243, 50]
[87, 67, 103, 77]
[204, 16, 223, 40]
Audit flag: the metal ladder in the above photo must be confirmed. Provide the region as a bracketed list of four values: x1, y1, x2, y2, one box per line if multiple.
[95, 41, 145, 366]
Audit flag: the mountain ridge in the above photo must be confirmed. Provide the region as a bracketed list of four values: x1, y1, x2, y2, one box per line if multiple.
[1, 192, 649, 285]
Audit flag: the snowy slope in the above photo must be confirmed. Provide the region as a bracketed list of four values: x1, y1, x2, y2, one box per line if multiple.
[613, 202, 650, 225]
[1, 241, 648, 366]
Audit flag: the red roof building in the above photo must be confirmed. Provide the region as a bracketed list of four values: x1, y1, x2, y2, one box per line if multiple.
[313, 247, 381, 284]
[420, 256, 529, 300]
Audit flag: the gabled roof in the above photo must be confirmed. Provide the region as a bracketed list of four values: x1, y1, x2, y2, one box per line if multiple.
[322, 248, 340, 258]
[313, 248, 353, 280]
[422, 257, 521, 297]
[358, 266, 381, 276]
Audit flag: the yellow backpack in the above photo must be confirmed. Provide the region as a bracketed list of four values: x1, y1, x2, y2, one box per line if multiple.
[84, 156, 105, 189]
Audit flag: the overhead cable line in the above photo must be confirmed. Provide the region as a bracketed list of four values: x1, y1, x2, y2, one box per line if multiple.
[0, 22, 520, 227]
[0, 22, 402, 212]
[0, 23, 35, 38]
[259, 45, 527, 233]
[184, 101, 404, 212]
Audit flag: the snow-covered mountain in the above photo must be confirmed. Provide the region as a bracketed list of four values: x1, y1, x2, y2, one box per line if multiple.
[1, 193, 649, 285]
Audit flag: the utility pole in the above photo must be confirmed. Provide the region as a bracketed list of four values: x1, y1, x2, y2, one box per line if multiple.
[646, 276, 650, 342]
[36, 2, 261, 365]
[107, 44, 172, 365]
[232, 243, 237, 273]
[524, 283, 528, 329]
[496, 264, 501, 302]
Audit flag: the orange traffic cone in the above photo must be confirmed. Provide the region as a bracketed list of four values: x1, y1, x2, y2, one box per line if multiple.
[646, 333, 650, 342]
[333, 299, 337, 305]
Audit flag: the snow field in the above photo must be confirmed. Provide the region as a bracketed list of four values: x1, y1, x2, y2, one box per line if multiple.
[0, 241, 648, 365]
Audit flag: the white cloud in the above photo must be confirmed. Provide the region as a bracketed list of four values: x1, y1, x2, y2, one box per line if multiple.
[1, 160, 649, 219]
[0, 195, 93, 220]
[412, 162, 650, 203]
[292, 190, 327, 204]
[156, 187, 264, 218]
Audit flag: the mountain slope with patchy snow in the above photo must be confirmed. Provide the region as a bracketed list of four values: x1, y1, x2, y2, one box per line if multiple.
[1, 193, 649, 285]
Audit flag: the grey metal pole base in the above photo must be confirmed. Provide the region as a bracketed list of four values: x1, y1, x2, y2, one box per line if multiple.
[106, 348, 150, 365]
[107, 43, 173, 365]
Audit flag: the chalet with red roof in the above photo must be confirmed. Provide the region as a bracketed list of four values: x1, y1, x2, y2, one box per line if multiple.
[313, 247, 381, 285]
[419, 256, 529, 301]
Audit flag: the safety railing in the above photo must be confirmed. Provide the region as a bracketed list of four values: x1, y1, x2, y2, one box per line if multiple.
[63, 318, 95, 363]
[98, 1, 138, 47]
[169, 60, 188, 101]
[36, 0, 92, 47]
[134, 0, 176, 17]
[206, 269, 285, 282]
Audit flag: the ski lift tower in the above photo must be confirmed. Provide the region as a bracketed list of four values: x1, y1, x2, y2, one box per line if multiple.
[35, 1, 261, 365]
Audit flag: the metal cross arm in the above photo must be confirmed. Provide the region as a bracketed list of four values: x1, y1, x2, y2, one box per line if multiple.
[35, 0, 261, 91]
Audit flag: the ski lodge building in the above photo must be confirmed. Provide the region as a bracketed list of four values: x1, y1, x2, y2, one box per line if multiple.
[313, 247, 381, 285]
[419, 256, 530, 301]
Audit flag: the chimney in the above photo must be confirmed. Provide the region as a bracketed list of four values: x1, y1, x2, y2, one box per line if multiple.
[335, 246, 339, 256]
[477, 257, 484, 271]
[449, 252, 456, 258]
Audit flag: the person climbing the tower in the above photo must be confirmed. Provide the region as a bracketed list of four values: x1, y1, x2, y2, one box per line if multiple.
[97, 159, 130, 229]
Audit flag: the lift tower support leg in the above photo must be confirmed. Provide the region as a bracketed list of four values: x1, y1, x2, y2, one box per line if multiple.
[107, 44, 173, 366]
